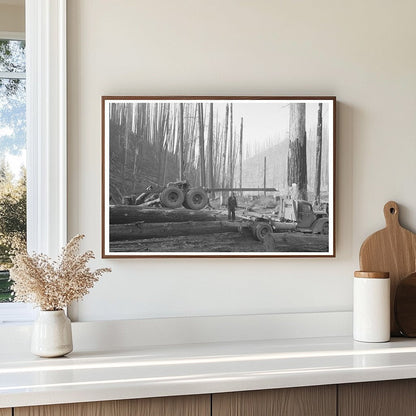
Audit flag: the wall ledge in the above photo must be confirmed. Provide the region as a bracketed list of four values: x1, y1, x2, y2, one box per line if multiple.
[0, 311, 352, 353]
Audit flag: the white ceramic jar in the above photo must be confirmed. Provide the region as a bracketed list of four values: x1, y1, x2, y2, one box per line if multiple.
[31, 310, 73, 357]
[353, 271, 390, 343]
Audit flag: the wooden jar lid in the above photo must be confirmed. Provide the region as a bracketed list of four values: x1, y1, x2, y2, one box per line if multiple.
[354, 271, 390, 279]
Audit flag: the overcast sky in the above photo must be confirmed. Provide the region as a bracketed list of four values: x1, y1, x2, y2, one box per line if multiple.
[215, 101, 329, 145]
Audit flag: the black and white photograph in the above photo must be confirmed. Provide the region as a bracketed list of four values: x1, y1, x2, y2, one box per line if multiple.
[102, 97, 335, 257]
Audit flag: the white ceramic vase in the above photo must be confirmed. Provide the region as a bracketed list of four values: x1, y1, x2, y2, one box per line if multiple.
[31, 310, 73, 357]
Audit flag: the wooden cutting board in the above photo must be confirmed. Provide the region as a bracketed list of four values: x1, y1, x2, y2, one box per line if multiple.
[359, 201, 416, 336]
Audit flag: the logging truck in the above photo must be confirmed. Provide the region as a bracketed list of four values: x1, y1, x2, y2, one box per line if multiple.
[246, 199, 329, 242]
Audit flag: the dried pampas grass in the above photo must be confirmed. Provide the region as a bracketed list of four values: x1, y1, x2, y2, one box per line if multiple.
[10, 234, 111, 311]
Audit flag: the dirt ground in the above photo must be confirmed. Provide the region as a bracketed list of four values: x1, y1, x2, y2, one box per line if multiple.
[109, 227, 329, 253]
[110, 230, 265, 253]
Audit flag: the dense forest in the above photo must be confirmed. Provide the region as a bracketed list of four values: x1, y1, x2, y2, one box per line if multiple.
[108, 101, 330, 205]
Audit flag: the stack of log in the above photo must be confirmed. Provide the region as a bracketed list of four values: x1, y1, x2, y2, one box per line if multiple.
[109, 206, 238, 241]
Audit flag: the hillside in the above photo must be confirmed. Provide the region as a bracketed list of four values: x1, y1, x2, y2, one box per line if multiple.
[240, 133, 329, 197]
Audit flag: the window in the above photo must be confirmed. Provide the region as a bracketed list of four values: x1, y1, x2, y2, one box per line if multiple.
[0, 32, 34, 322]
[0, 36, 26, 303]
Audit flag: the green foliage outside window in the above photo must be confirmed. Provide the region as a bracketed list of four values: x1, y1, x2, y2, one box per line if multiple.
[0, 163, 26, 302]
[0, 39, 27, 302]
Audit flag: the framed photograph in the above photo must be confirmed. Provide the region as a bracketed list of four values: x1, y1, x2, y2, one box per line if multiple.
[102, 96, 336, 258]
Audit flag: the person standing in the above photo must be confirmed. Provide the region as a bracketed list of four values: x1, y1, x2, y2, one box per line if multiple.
[227, 192, 237, 221]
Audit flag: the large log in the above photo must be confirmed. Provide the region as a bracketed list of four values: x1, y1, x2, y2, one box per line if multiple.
[110, 206, 226, 224]
[110, 221, 239, 241]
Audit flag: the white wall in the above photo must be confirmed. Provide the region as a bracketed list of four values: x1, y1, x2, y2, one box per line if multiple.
[67, 0, 416, 322]
[0, 3, 24, 33]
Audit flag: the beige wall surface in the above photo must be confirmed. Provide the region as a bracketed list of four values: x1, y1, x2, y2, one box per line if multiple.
[0, 4, 24, 33]
[67, 0, 416, 321]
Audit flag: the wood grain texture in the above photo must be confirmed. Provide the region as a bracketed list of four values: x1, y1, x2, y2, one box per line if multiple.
[15, 395, 210, 416]
[212, 385, 336, 416]
[339, 380, 416, 416]
[359, 201, 416, 335]
[354, 271, 389, 279]
[394, 272, 416, 336]
[0, 409, 12, 416]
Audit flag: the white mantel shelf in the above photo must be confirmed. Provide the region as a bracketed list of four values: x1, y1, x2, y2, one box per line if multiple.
[2, 335, 416, 409]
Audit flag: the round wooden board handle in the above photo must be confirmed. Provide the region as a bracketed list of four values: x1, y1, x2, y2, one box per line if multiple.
[384, 201, 400, 228]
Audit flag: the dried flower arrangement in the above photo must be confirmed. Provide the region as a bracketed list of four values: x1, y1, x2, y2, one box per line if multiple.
[10, 234, 111, 311]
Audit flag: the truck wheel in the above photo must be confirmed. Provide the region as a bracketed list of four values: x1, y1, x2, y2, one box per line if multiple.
[321, 222, 329, 235]
[185, 188, 208, 210]
[254, 223, 272, 242]
[160, 186, 185, 209]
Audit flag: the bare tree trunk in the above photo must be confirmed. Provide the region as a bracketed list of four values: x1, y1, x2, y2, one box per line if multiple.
[162, 105, 173, 184]
[198, 103, 206, 187]
[207, 103, 214, 197]
[132, 103, 144, 192]
[287, 103, 307, 200]
[121, 103, 132, 182]
[228, 103, 233, 188]
[185, 104, 198, 184]
[145, 104, 151, 144]
[213, 111, 221, 187]
[264, 157, 267, 197]
[221, 104, 229, 203]
[239, 117, 243, 196]
[110, 103, 116, 124]
[152, 103, 158, 145]
[314, 103, 323, 204]
[162, 149, 169, 184]
[158, 104, 170, 184]
[178, 103, 184, 180]
[132, 148, 139, 192]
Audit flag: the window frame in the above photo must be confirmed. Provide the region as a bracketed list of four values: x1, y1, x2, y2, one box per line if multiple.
[0, 31, 31, 320]
[26, 0, 67, 257]
[0, 0, 67, 323]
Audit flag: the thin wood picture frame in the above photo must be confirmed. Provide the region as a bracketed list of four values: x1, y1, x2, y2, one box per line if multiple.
[102, 96, 336, 258]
